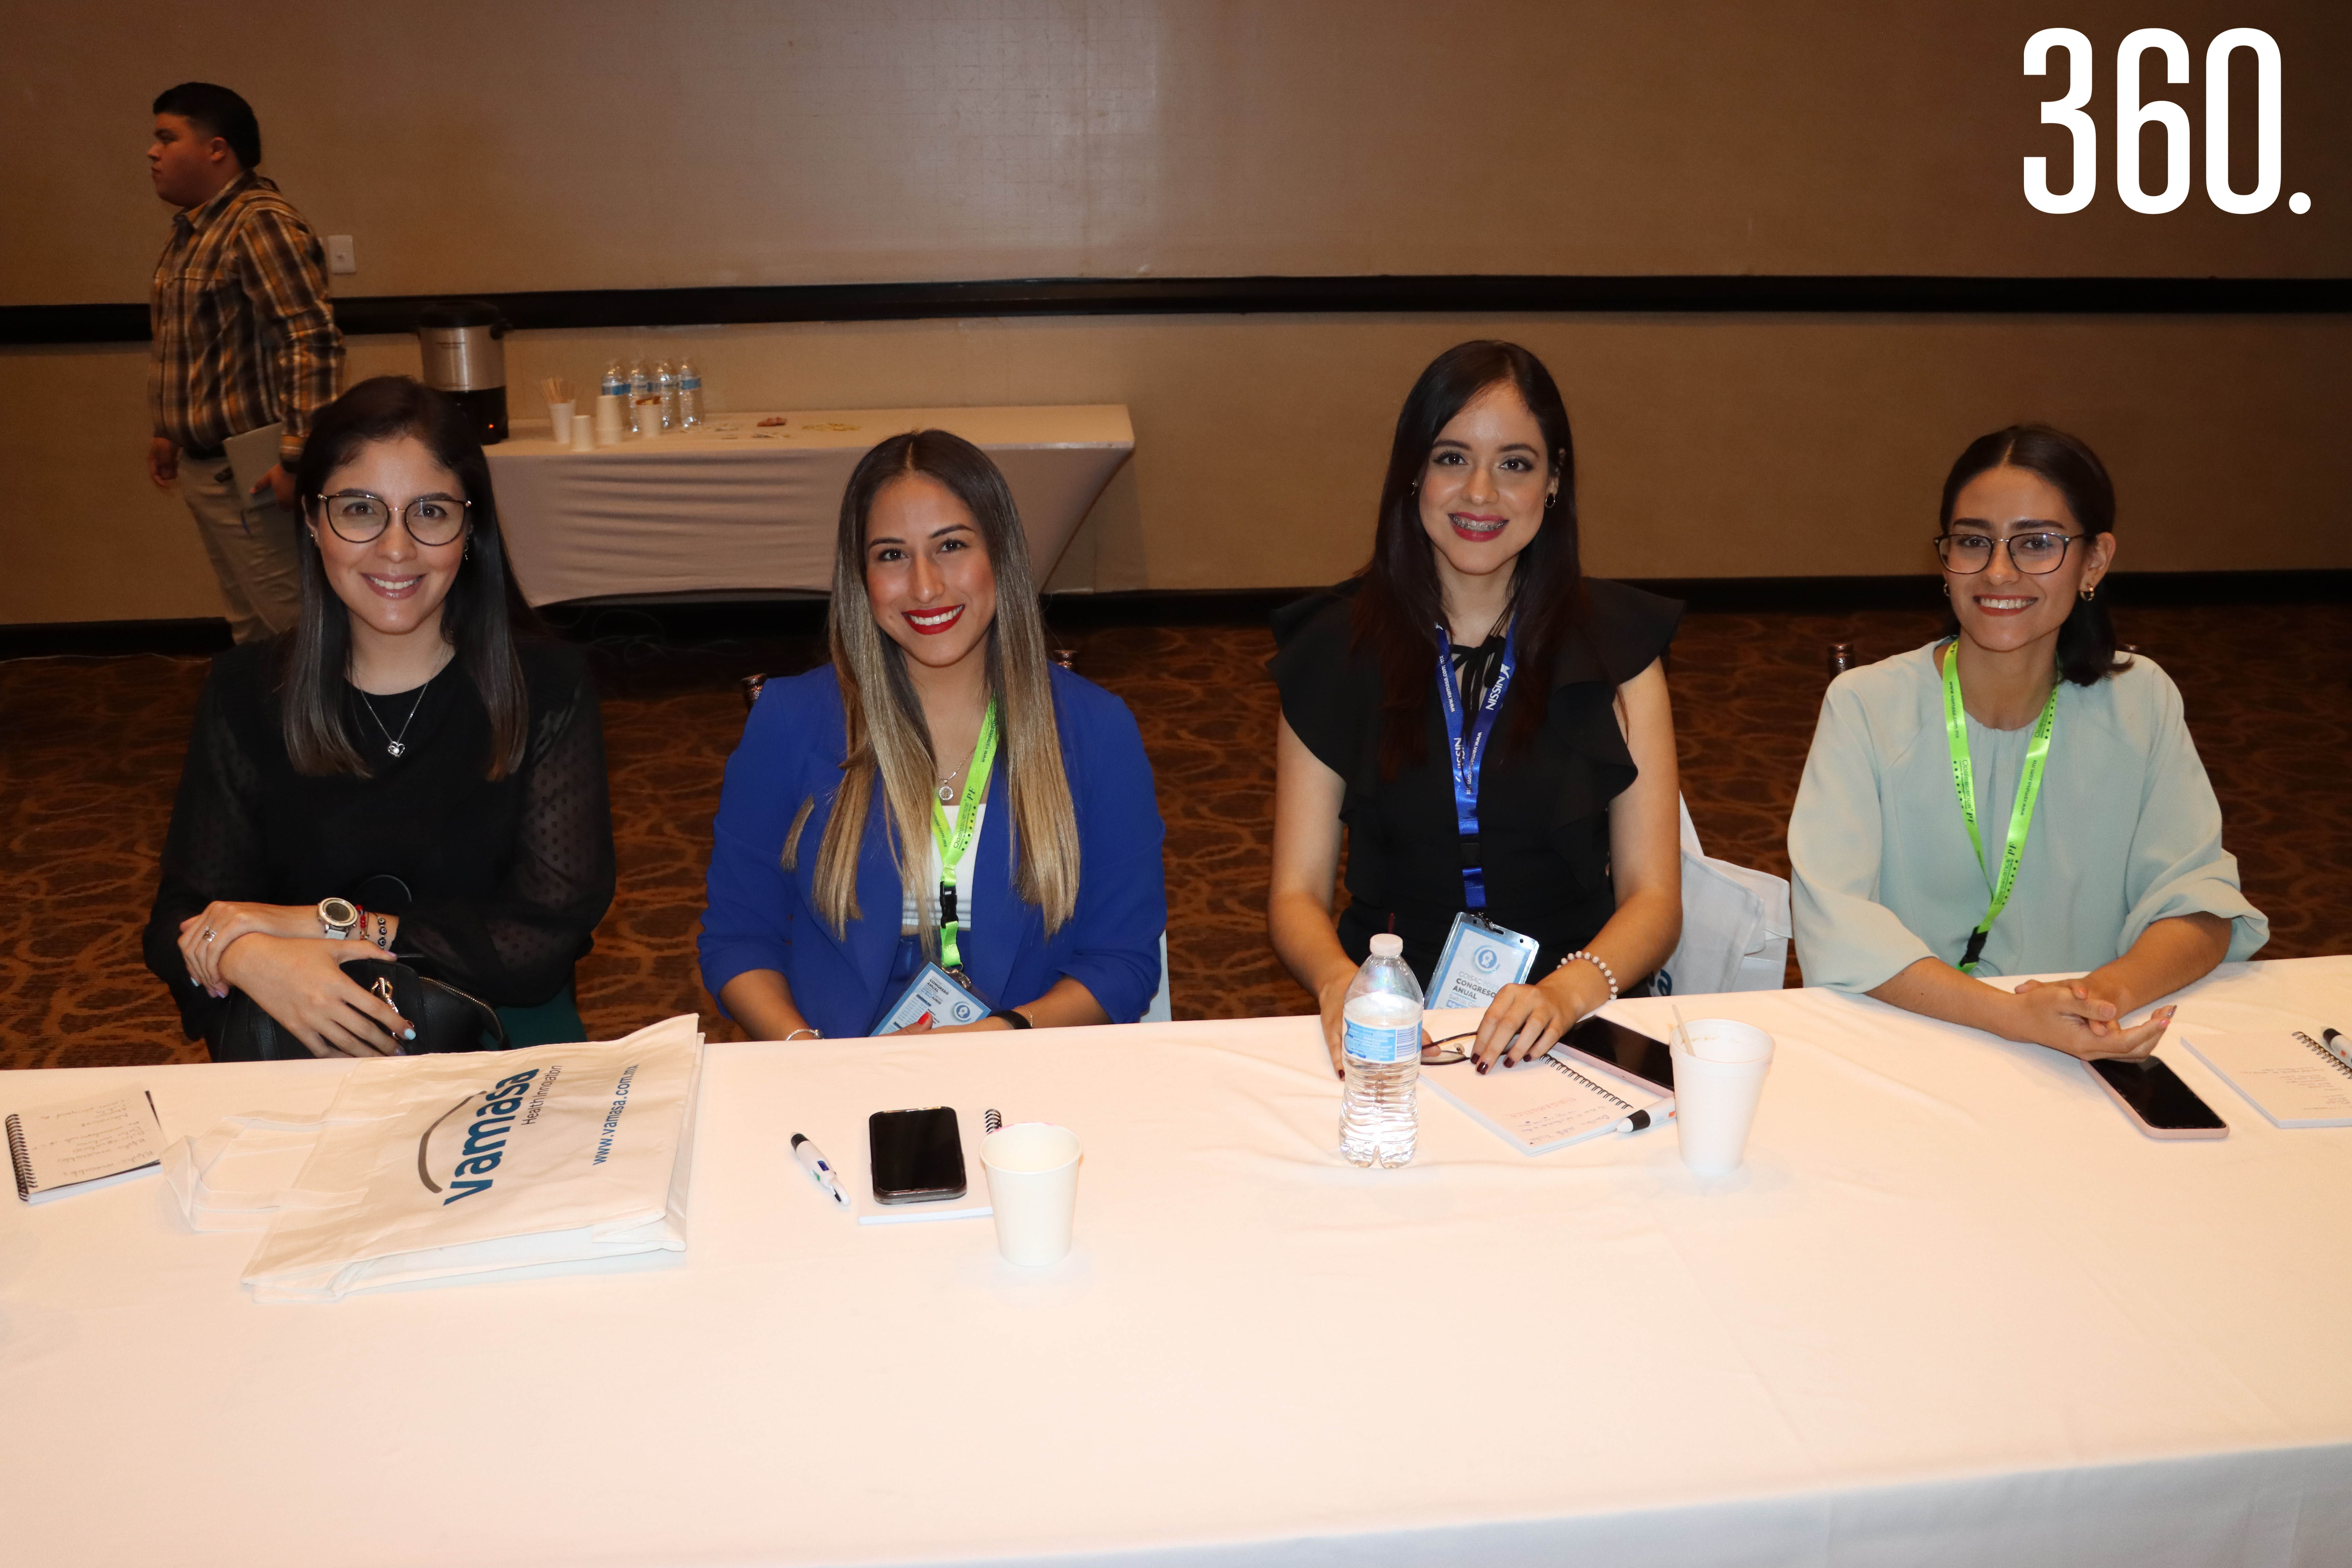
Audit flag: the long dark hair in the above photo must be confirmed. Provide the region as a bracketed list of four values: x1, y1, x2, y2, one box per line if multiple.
[283, 376, 538, 778]
[1938, 423, 2127, 687]
[1352, 340, 1585, 773]
[787, 430, 1080, 942]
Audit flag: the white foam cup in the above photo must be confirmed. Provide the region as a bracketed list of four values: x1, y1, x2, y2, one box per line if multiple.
[1671, 1020, 1774, 1176]
[570, 414, 597, 452]
[980, 1122, 1082, 1266]
[635, 398, 664, 437]
[593, 394, 627, 445]
[546, 401, 575, 445]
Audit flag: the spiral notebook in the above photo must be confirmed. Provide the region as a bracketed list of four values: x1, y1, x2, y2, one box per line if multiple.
[1420, 1048, 1667, 1155]
[9, 1086, 167, 1203]
[2180, 1030, 2352, 1128]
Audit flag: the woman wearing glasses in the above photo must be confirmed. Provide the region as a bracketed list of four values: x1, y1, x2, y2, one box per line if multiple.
[1267, 341, 1684, 1077]
[143, 376, 615, 1058]
[697, 429, 1165, 1040]
[1789, 424, 2264, 1060]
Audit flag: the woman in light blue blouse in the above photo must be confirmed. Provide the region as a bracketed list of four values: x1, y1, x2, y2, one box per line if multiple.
[1789, 425, 2265, 1060]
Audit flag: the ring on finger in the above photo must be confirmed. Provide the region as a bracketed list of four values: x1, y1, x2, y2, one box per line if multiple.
[202, 929, 217, 942]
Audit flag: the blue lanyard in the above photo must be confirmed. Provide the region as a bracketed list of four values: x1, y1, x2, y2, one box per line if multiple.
[1432, 618, 1518, 912]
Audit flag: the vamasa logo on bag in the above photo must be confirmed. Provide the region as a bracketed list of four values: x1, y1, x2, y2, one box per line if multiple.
[415, 1067, 553, 1205]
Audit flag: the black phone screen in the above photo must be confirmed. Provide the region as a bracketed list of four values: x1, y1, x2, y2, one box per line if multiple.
[868, 1107, 967, 1203]
[1561, 1014, 1675, 1094]
[2088, 1057, 2227, 1130]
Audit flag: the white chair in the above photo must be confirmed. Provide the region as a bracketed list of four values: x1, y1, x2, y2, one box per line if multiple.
[1657, 798, 1791, 995]
[1142, 932, 1173, 1023]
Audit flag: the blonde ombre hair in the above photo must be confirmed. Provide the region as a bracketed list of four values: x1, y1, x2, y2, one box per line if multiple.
[784, 431, 1081, 951]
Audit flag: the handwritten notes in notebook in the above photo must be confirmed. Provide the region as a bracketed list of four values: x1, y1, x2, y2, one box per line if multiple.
[7, 1087, 166, 1204]
[1420, 1049, 1667, 1156]
[2181, 1032, 2352, 1129]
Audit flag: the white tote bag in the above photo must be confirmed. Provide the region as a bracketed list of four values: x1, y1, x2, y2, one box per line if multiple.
[166, 1014, 704, 1302]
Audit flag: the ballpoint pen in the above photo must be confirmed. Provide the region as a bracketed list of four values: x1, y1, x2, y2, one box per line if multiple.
[2323, 1028, 2350, 1068]
[789, 1133, 851, 1210]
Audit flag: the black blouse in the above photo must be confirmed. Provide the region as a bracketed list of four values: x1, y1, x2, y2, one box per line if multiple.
[1268, 577, 1681, 987]
[143, 638, 616, 1044]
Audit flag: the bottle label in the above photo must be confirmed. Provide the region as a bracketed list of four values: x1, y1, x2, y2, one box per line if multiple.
[1343, 1018, 1419, 1064]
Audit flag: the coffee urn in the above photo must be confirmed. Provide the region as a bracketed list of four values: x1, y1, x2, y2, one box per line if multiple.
[416, 299, 509, 444]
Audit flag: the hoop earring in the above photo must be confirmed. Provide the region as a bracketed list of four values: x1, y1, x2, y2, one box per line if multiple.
[463, 540, 472, 560]
[1544, 492, 1558, 509]
[2079, 582, 2096, 602]
[1941, 582, 1950, 598]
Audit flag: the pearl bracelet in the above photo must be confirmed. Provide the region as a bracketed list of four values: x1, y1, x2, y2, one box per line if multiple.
[1558, 949, 1619, 1002]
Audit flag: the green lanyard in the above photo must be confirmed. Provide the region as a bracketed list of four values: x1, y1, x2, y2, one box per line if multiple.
[928, 699, 1000, 972]
[1940, 641, 2058, 974]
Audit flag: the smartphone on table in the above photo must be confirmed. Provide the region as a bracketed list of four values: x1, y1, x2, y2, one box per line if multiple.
[2085, 1056, 2227, 1140]
[1559, 1013, 1676, 1097]
[868, 1107, 968, 1203]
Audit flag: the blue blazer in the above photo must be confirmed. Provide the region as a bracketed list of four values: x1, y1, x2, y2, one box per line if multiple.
[699, 664, 1168, 1037]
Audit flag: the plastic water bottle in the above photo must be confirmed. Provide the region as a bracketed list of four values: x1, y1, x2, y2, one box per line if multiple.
[677, 359, 703, 427]
[1340, 933, 1423, 1168]
[627, 359, 651, 433]
[655, 360, 679, 430]
[600, 361, 626, 403]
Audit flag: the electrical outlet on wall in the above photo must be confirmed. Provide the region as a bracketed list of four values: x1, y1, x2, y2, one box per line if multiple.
[326, 236, 357, 275]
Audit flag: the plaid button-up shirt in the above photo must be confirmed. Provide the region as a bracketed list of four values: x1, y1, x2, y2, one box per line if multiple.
[148, 170, 344, 467]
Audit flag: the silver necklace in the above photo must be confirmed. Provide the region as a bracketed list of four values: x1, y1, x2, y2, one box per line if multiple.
[935, 764, 963, 805]
[358, 675, 434, 758]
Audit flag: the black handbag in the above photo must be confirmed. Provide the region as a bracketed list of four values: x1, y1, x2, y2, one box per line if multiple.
[209, 956, 510, 1062]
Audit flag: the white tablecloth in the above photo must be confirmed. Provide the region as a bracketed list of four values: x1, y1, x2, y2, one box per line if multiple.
[484, 405, 1134, 606]
[4, 958, 2349, 1567]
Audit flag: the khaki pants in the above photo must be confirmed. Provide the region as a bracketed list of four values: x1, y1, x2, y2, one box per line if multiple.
[178, 452, 303, 644]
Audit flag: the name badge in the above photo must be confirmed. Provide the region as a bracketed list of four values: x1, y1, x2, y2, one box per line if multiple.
[871, 961, 992, 1035]
[1428, 913, 1540, 1011]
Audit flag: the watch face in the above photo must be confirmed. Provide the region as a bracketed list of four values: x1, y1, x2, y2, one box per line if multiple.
[319, 897, 359, 929]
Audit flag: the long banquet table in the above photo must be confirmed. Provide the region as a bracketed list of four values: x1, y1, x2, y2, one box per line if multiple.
[4, 957, 2349, 1566]
[484, 404, 1134, 606]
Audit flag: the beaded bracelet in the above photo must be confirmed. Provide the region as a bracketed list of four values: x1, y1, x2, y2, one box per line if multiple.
[1558, 949, 1619, 1002]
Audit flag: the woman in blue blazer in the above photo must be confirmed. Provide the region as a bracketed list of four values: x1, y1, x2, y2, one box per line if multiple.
[699, 430, 1166, 1039]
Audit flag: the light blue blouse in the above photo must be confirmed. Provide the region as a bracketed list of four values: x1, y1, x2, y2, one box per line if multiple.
[1789, 642, 2268, 993]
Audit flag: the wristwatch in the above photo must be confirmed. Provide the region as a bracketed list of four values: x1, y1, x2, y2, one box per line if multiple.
[317, 897, 361, 940]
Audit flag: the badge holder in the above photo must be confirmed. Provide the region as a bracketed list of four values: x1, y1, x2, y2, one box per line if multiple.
[870, 961, 993, 1036]
[1428, 912, 1541, 1011]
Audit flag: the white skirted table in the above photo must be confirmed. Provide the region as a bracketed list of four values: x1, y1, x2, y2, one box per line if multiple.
[483, 405, 1134, 606]
[3, 957, 2349, 1566]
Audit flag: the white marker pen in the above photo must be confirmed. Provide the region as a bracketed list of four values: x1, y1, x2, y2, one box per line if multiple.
[790, 1133, 851, 1211]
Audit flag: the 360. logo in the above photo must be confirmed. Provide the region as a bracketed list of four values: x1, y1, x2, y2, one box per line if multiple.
[2025, 27, 2309, 215]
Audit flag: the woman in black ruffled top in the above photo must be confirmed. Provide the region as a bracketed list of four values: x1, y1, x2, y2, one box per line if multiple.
[1268, 341, 1684, 1074]
[143, 378, 614, 1059]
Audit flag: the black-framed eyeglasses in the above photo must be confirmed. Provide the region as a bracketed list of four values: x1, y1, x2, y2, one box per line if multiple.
[1934, 530, 2081, 575]
[1422, 1032, 1478, 1065]
[310, 490, 472, 546]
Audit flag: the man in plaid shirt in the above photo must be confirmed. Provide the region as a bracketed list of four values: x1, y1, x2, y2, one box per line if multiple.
[146, 82, 343, 643]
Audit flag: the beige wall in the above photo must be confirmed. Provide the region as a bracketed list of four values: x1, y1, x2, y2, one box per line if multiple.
[3, 2, 2347, 623]
[7, 311, 2346, 624]
[8, 0, 2346, 298]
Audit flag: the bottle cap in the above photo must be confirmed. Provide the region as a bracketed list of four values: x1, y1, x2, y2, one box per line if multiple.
[1369, 933, 1403, 958]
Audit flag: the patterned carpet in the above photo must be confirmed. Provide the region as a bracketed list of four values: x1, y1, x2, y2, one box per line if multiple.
[3, 600, 2345, 1071]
